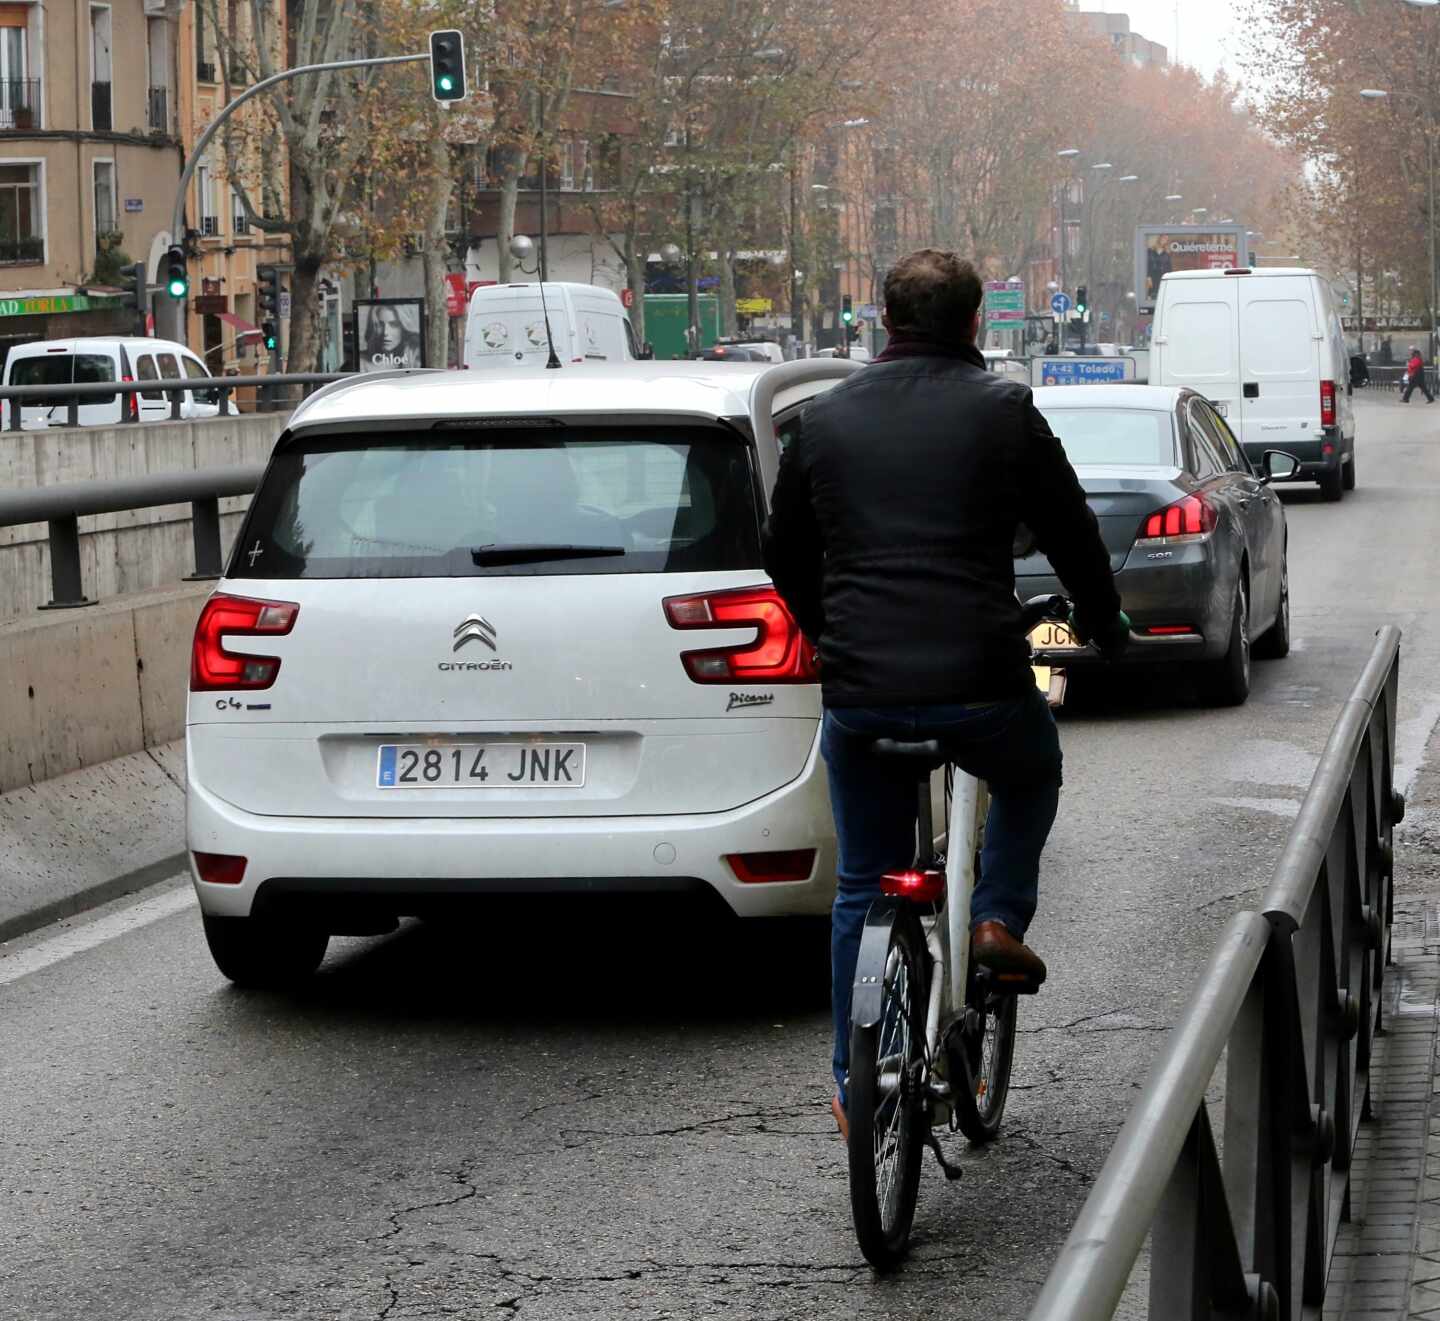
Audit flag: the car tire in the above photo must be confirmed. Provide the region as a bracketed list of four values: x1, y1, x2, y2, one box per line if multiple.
[1198, 582, 1251, 706]
[1342, 451, 1356, 491]
[1320, 464, 1344, 502]
[1253, 553, 1290, 660]
[201, 912, 328, 989]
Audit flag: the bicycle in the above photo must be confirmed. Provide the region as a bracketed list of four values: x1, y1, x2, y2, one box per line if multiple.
[844, 593, 1072, 1270]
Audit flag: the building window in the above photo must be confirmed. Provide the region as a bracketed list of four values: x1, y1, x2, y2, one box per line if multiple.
[231, 186, 249, 235]
[196, 160, 218, 235]
[146, 16, 170, 133]
[0, 162, 42, 263]
[90, 5, 113, 132]
[559, 140, 575, 191]
[0, 9, 34, 130]
[93, 159, 116, 246]
[195, 6, 216, 82]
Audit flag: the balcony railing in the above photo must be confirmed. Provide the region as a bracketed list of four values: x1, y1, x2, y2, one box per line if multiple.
[0, 79, 40, 130]
[0, 237, 45, 265]
[200, 215, 220, 237]
[147, 86, 168, 134]
[91, 81, 111, 131]
[232, 212, 250, 236]
[196, 61, 217, 84]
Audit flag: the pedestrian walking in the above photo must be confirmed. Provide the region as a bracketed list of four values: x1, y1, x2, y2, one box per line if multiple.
[1402, 346, 1435, 403]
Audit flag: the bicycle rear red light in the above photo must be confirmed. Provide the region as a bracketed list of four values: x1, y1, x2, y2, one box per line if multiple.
[726, 849, 817, 883]
[880, 869, 946, 903]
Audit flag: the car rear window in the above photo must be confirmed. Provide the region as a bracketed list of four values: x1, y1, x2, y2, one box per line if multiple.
[9, 352, 116, 405]
[233, 424, 762, 579]
[1041, 409, 1177, 467]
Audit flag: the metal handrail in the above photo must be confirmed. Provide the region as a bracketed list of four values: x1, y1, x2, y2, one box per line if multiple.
[1029, 625, 1402, 1321]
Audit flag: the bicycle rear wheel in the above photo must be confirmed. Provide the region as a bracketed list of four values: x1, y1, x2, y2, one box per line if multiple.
[848, 912, 927, 1270]
[953, 979, 1018, 1143]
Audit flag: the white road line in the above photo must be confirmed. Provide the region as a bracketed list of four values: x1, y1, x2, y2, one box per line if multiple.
[0, 884, 195, 988]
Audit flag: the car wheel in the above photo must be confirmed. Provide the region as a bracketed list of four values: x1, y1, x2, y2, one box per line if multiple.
[1198, 581, 1251, 706]
[1320, 464, 1344, 502]
[201, 912, 328, 989]
[1253, 553, 1290, 660]
[1342, 451, 1356, 491]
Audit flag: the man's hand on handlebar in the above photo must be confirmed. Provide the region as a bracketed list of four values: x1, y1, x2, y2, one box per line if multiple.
[1071, 607, 1132, 661]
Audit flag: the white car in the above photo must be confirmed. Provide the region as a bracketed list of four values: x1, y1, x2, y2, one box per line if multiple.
[3, 336, 222, 428]
[186, 360, 858, 985]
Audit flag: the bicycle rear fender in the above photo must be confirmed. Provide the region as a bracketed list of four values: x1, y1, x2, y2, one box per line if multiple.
[851, 898, 917, 1029]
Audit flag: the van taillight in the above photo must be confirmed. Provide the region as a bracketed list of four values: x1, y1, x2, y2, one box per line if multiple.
[663, 585, 818, 683]
[1320, 379, 1336, 426]
[122, 375, 137, 421]
[1136, 492, 1217, 543]
[190, 593, 298, 691]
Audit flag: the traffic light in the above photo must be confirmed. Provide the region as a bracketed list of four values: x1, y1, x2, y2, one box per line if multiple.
[1075, 285, 1089, 317]
[841, 293, 854, 325]
[119, 261, 146, 315]
[261, 320, 278, 352]
[256, 264, 280, 320]
[164, 245, 188, 299]
[429, 30, 466, 102]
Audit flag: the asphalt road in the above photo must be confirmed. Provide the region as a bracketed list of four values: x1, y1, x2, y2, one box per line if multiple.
[5, 394, 1440, 1321]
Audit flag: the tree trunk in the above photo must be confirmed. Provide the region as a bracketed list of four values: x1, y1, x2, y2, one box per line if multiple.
[497, 155, 526, 284]
[422, 134, 454, 368]
[719, 248, 738, 337]
[625, 229, 646, 347]
[286, 254, 325, 373]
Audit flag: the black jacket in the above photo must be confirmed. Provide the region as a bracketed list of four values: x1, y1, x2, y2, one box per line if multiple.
[762, 343, 1121, 708]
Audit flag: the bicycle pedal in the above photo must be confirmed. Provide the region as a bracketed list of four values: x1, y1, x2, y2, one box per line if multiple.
[923, 1130, 964, 1182]
[980, 969, 1044, 996]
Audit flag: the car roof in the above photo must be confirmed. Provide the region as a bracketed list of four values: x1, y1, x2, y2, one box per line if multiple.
[1032, 384, 1189, 410]
[7, 337, 195, 355]
[289, 362, 775, 430]
[1161, 267, 1316, 281]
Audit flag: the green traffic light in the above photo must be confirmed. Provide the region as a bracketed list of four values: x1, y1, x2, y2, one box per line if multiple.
[166, 277, 188, 298]
[437, 75, 454, 92]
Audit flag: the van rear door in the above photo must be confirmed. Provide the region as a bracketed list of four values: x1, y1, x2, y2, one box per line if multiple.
[1236, 277, 1322, 461]
[1156, 279, 1240, 420]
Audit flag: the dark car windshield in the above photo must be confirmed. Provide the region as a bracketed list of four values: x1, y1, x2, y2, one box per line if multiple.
[232, 424, 762, 578]
[1040, 408, 1178, 467]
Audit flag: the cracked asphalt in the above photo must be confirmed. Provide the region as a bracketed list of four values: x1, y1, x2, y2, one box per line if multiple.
[5, 397, 1440, 1320]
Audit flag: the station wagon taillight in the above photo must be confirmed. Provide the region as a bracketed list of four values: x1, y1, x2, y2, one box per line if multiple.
[1136, 492, 1217, 544]
[663, 585, 818, 683]
[1320, 379, 1336, 426]
[190, 593, 298, 691]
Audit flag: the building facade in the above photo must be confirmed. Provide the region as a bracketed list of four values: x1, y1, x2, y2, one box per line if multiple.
[0, 0, 183, 359]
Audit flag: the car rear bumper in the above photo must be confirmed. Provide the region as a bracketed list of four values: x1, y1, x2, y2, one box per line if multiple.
[186, 742, 838, 922]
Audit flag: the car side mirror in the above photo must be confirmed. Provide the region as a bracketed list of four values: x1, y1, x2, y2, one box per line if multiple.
[1261, 450, 1300, 483]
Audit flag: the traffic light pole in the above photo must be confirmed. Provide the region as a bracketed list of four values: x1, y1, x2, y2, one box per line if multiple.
[157, 51, 429, 343]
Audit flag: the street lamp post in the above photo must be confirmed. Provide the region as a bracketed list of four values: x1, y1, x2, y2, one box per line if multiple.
[1056, 149, 1079, 347]
[1362, 87, 1439, 361]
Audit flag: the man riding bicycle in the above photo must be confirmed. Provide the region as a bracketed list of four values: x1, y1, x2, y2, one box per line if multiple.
[762, 249, 1126, 1138]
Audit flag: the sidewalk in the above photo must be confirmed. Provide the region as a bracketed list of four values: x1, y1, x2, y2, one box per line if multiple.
[1324, 738, 1440, 1318]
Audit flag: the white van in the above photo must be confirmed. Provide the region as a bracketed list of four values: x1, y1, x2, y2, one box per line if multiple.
[3, 337, 221, 429]
[1152, 267, 1356, 500]
[462, 282, 639, 369]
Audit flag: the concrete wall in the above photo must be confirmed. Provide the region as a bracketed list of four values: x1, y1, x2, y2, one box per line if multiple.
[0, 412, 286, 617]
[0, 581, 208, 793]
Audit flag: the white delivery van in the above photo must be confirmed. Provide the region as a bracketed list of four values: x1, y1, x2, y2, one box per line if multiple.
[1152, 267, 1356, 500]
[3, 337, 222, 429]
[462, 282, 639, 369]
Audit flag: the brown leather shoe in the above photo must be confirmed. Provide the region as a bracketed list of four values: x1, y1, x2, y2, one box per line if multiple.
[971, 921, 1047, 985]
[831, 1094, 849, 1142]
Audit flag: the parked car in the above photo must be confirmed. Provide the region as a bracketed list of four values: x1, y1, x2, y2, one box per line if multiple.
[1018, 384, 1296, 706]
[462, 281, 639, 369]
[2, 337, 222, 429]
[697, 344, 772, 362]
[186, 361, 853, 986]
[1151, 266, 1356, 500]
[706, 339, 785, 363]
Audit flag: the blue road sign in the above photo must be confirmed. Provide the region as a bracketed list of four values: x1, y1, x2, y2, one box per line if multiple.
[1051, 292, 1072, 316]
[1038, 358, 1129, 386]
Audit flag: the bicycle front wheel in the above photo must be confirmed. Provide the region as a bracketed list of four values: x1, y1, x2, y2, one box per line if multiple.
[954, 981, 1018, 1143]
[847, 912, 927, 1270]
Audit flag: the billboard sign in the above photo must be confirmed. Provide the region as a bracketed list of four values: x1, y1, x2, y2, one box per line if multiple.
[1135, 224, 1246, 313]
[985, 279, 1025, 323]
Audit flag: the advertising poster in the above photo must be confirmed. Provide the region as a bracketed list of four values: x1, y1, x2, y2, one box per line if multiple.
[1134, 225, 1246, 313]
[354, 299, 426, 372]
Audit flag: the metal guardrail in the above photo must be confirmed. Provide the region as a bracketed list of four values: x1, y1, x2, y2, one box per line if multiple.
[0, 464, 265, 609]
[0, 372, 352, 429]
[1029, 625, 1402, 1321]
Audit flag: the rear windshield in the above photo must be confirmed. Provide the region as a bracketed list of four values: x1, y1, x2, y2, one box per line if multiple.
[233, 425, 762, 579]
[10, 352, 117, 405]
[1041, 409, 1177, 467]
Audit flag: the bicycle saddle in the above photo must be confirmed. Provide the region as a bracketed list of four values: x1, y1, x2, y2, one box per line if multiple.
[870, 738, 946, 771]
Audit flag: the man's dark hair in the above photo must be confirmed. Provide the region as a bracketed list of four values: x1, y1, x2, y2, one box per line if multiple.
[883, 249, 983, 342]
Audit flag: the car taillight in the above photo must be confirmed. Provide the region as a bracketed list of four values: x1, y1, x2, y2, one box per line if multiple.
[726, 849, 817, 883]
[1136, 492, 1217, 544]
[663, 585, 818, 683]
[1320, 379, 1336, 427]
[192, 851, 247, 884]
[190, 593, 298, 691]
[122, 375, 138, 422]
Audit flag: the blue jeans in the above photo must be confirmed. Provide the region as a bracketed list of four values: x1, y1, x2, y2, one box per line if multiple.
[821, 688, 1063, 1101]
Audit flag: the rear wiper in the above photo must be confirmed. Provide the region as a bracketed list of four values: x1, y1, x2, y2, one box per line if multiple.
[470, 543, 627, 566]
